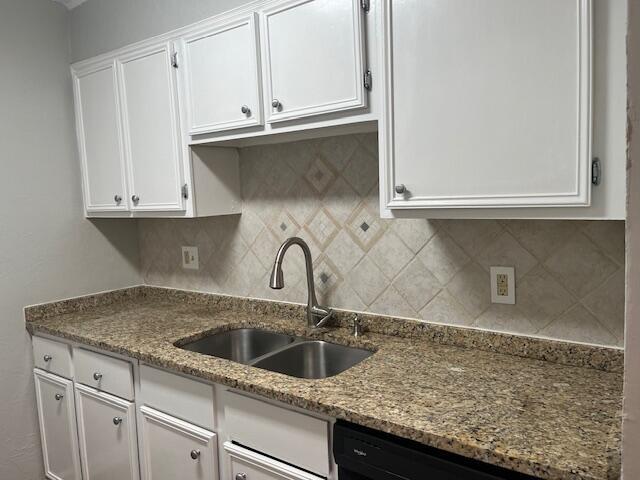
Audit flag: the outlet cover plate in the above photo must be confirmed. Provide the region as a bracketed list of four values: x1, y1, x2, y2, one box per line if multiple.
[490, 266, 515, 304]
[182, 246, 199, 270]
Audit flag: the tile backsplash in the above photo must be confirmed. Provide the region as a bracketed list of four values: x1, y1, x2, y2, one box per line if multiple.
[139, 134, 625, 347]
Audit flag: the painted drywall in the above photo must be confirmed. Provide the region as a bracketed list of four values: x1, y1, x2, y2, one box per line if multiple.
[622, 0, 639, 477]
[0, 1, 141, 477]
[69, 0, 254, 61]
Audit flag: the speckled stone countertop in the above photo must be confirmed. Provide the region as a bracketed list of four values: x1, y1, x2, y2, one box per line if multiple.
[25, 287, 623, 480]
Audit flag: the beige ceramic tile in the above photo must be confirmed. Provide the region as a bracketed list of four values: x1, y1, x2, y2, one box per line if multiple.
[391, 219, 438, 254]
[392, 258, 442, 311]
[440, 219, 503, 256]
[476, 231, 538, 279]
[419, 289, 474, 326]
[544, 233, 618, 298]
[418, 232, 470, 284]
[369, 285, 417, 318]
[368, 229, 414, 280]
[349, 257, 389, 305]
[474, 304, 537, 336]
[539, 304, 618, 346]
[446, 263, 492, 318]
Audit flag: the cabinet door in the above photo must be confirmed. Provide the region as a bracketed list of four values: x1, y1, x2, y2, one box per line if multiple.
[224, 442, 323, 480]
[381, 0, 592, 210]
[181, 14, 263, 135]
[260, 0, 367, 123]
[73, 62, 128, 213]
[139, 406, 217, 480]
[33, 370, 82, 480]
[75, 384, 139, 480]
[118, 42, 185, 212]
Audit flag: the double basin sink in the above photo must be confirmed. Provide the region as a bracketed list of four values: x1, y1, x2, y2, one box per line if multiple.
[178, 328, 373, 379]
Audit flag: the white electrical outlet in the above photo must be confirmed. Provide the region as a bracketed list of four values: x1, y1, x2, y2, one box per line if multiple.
[490, 266, 515, 304]
[181, 246, 199, 270]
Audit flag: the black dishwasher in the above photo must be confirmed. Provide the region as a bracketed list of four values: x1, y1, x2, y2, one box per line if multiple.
[333, 421, 539, 480]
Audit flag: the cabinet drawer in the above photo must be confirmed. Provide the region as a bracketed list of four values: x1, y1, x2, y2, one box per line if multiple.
[224, 391, 329, 476]
[139, 364, 215, 430]
[33, 336, 73, 379]
[225, 442, 323, 480]
[74, 348, 134, 400]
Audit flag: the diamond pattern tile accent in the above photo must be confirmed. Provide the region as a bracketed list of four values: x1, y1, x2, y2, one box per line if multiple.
[304, 157, 335, 194]
[138, 134, 626, 347]
[304, 208, 339, 249]
[268, 210, 300, 244]
[346, 203, 385, 251]
[313, 255, 342, 294]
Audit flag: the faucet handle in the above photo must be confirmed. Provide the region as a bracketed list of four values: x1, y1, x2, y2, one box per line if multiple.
[352, 314, 364, 337]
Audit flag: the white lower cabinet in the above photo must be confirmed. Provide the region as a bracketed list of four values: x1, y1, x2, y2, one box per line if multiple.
[139, 406, 218, 480]
[34, 370, 82, 480]
[224, 442, 323, 480]
[75, 384, 140, 480]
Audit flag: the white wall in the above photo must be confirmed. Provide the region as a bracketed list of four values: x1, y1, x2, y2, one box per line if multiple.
[0, 1, 141, 477]
[69, 0, 253, 61]
[623, 0, 640, 477]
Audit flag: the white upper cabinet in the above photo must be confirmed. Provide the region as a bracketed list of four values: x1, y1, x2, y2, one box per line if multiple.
[381, 0, 594, 211]
[118, 42, 185, 212]
[180, 13, 263, 135]
[73, 61, 128, 213]
[260, 0, 367, 123]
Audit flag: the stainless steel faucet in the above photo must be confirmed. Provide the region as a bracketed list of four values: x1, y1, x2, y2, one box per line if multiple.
[269, 237, 333, 328]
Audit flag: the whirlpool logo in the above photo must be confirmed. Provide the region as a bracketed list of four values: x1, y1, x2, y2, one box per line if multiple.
[353, 448, 367, 457]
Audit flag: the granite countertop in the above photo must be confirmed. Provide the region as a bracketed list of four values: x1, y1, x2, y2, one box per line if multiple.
[25, 287, 623, 480]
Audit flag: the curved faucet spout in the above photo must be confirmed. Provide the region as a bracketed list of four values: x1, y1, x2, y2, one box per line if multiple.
[269, 237, 332, 328]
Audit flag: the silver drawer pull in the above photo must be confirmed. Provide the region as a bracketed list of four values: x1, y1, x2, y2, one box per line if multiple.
[235, 474, 246, 480]
[54, 393, 64, 401]
[113, 417, 122, 426]
[93, 372, 103, 381]
[190, 450, 201, 460]
[43, 354, 52, 362]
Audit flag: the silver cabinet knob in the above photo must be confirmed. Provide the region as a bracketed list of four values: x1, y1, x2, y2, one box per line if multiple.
[131, 195, 140, 203]
[235, 474, 246, 480]
[54, 393, 64, 401]
[241, 105, 251, 115]
[43, 354, 52, 362]
[93, 372, 103, 381]
[395, 184, 406, 194]
[271, 99, 281, 109]
[114, 195, 122, 204]
[113, 417, 122, 426]
[190, 450, 201, 460]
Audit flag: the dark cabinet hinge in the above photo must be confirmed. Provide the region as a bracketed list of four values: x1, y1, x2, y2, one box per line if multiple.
[361, 0, 370, 12]
[182, 183, 189, 199]
[364, 70, 372, 91]
[592, 158, 601, 186]
[171, 52, 178, 69]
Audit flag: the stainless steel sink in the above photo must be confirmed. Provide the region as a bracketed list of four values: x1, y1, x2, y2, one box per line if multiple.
[252, 340, 373, 379]
[179, 328, 373, 378]
[179, 328, 295, 364]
